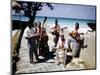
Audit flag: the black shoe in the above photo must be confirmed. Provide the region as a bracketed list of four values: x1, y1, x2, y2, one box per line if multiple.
[30, 60, 33, 63]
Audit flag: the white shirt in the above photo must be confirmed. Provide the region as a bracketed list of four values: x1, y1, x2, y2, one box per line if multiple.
[67, 36, 79, 51]
[50, 24, 60, 32]
[24, 26, 36, 38]
[57, 37, 68, 48]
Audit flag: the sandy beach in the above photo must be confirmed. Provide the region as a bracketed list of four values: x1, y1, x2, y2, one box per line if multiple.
[80, 31, 96, 69]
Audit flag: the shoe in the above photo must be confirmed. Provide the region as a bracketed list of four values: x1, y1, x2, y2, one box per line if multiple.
[34, 60, 38, 63]
[30, 60, 33, 63]
[30, 61, 36, 64]
[55, 61, 60, 65]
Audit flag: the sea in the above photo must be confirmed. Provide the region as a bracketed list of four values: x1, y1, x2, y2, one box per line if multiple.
[35, 16, 95, 28]
[12, 15, 96, 33]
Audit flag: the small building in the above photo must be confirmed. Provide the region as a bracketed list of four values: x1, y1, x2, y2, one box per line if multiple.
[12, 15, 29, 30]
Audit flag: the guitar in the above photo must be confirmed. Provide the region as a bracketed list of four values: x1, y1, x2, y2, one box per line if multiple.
[51, 26, 67, 35]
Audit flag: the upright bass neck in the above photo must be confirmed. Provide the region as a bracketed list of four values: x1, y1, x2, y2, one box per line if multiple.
[39, 17, 47, 41]
[42, 17, 47, 27]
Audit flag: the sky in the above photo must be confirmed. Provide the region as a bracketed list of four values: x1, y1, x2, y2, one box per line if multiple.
[36, 3, 96, 20]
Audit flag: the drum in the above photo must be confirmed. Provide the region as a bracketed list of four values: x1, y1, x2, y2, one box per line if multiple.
[57, 48, 65, 58]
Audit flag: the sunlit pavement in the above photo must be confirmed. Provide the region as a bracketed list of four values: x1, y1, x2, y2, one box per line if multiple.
[16, 34, 86, 74]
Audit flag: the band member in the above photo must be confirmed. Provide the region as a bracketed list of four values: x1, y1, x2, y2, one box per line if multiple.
[24, 22, 39, 63]
[36, 17, 49, 59]
[73, 23, 86, 49]
[67, 31, 80, 58]
[39, 27, 49, 59]
[36, 22, 42, 38]
[35, 22, 42, 56]
[50, 18, 60, 47]
[56, 35, 67, 66]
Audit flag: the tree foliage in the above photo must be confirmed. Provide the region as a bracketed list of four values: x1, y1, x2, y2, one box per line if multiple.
[12, 1, 54, 23]
[12, 1, 54, 55]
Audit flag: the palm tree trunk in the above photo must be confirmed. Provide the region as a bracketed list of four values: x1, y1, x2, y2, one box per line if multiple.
[15, 28, 25, 56]
[29, 11, 36, 26]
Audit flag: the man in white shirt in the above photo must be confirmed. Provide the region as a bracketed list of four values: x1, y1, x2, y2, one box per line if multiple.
[50, 19, 60, 47]
[24, 23, 39, 63]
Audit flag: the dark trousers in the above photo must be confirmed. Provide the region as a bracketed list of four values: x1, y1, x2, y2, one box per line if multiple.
[54, 33, 59, 47]
[75, 38, 84, 58]
[38, 42, 49, 58]
[28, 37, 38, 61]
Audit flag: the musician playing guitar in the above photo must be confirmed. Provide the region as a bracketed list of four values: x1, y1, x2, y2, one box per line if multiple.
[50, 18, 61, 47]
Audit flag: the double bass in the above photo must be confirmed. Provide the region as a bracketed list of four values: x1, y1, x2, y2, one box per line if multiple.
[39, 17, 48, 42]
[38, 17, 49, 58]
